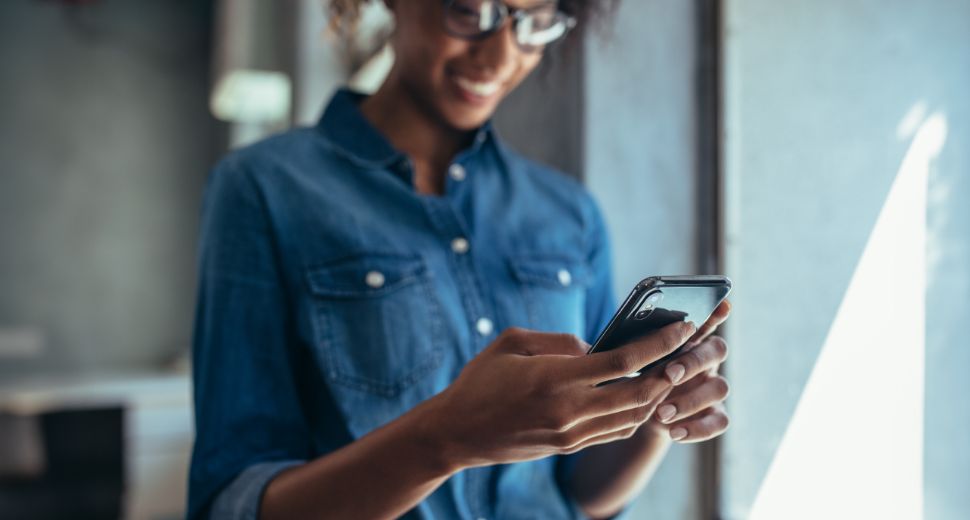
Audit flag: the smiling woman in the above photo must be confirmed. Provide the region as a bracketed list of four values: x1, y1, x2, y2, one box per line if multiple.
[328, 0, 617, 40]
[187, 1, 732, 519]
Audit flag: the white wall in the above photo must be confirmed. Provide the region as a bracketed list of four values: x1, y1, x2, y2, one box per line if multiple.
[722, 1, 970, 518]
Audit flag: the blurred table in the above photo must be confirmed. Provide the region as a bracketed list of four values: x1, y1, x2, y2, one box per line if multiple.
[0, 372, 192, 520]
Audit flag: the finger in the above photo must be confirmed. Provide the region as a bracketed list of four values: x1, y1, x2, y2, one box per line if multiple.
[661, 336, 728, 385]
[662, 369, 710, 399]
[525, 332, 590, 357]
[496, 328, 589, 357]
[686, 299, 731, 348]
[666, 405, 730, 443]
[577, 321, 696, 384]
[579, 372, 675, 420]
[560, 425, 640, 454]
[551, 402, 659, 451]
[655, 375, 730, 424]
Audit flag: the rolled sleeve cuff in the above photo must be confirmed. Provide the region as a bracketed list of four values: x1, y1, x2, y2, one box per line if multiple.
[208, 460, 304, 520]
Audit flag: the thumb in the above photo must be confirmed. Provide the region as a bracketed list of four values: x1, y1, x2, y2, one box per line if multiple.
[519, 332, 590, 357]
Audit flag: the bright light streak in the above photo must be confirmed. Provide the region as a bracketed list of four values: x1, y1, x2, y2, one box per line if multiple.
[748, 110, 947, 520]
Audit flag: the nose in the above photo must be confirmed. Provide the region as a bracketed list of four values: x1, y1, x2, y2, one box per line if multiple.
[467, 18, 521, 75]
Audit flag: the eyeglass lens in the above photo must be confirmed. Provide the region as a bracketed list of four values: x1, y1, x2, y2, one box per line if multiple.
[444, 0, 573, 49]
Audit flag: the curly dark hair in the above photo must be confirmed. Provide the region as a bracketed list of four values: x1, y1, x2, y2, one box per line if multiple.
[327, 0, 619, 40]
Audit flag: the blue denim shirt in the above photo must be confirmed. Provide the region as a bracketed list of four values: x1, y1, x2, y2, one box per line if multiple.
[187, 89, 620, 520]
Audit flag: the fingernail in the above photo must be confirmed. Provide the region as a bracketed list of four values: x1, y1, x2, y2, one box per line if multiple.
[670, 427, 688, 441]
[665, 363, 685, 384]
[657, 404, 676, 422]
[686, 321, 697, 334]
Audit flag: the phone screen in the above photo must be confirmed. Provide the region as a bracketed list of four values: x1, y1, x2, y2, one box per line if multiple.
[587, 276, 732, 375]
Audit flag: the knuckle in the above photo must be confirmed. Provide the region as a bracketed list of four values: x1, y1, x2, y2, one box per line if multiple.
[560, 441, 585, 455]
[662, 328, 683, 353]
[684, 348, 704, 370]
[679, 393, 698, 413]
[709, 336, 729, 360]
[633, 384, 653, 408]
[621, 426, 638, 439]
[554, 333, 589, 356]
[550, 431, 569, 449]
[631, 406, 650, 425]
[501, 326, 523, 339]
[499, 327, 526, 345]
[545, 405, 573, 432]
[567, 334, 590, 353]
[556, 430, 582, 449]
[609, 350, 638, 374]
[713, 376, 731, 400]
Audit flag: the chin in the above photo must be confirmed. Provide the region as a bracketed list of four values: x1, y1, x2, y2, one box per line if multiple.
[446, 113, 492, 131]
[438, 99, 499, 131]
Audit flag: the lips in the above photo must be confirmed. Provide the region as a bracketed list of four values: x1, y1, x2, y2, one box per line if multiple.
[453, 75, 501, 97]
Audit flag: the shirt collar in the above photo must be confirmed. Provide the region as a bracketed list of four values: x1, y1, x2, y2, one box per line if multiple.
[315, 88, 497, 169]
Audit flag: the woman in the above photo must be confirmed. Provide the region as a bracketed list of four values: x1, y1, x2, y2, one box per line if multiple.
[187, 1, 731, 519]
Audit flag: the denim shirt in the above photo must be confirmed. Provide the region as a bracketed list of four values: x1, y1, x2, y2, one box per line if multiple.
[187, 89, 619, 520]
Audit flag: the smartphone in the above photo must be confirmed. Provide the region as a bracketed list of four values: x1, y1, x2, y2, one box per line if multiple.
[586, 275, 732, 377]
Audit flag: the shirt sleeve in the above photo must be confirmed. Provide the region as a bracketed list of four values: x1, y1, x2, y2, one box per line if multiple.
[552, 192, 635, 520]
[186, 158, 311, 520]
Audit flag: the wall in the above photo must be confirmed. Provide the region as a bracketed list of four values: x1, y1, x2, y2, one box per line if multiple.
[0, 0, 216, 376]
[584, 1, 702, 518]
[493, 40, 585, 179]
[721, 0, 970, 518]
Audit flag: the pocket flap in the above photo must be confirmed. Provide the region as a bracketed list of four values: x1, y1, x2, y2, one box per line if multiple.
[509, 255, 590, 288]
[306, 253, 427, 298]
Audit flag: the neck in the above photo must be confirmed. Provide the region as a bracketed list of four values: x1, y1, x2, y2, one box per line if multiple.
[360, 69, 473, 195]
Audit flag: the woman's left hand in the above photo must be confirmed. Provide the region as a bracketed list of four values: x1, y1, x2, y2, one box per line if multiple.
[647, 300, 732, 442]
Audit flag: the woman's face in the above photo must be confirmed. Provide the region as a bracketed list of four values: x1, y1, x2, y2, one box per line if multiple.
[388, 0, 548, 130]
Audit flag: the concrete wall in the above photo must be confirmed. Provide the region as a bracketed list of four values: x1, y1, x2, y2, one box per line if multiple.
[0, 0, 216, 375]
[721, 0, 970, 518]
[493, 40, 585, 179]
[584, 1, 702, 518]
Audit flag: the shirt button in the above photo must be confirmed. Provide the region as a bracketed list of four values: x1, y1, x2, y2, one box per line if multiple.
[449, 163, 466, 181]
[451, 237, 470, 254]
[476, 317, 494, 336]
[557, 268, 572, 287]
[364, 270, 385, 289]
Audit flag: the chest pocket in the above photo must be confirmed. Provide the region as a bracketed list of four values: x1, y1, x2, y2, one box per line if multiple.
[510, 255, 590, 336]
[305, 253, 445, 399]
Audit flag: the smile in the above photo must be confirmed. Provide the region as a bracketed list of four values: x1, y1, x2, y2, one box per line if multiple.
[453, 76, 501, 98]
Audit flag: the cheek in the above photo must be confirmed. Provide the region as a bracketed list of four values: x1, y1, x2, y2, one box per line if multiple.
[392, 5, 462, 80]
[506, 54, 543, 91]
[395, 26, 464, 90]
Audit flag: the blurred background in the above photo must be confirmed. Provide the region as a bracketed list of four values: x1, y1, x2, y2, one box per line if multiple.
[0, 0, 967, 519]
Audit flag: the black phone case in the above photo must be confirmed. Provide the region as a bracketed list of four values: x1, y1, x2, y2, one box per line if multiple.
[586, 275, 732, 373]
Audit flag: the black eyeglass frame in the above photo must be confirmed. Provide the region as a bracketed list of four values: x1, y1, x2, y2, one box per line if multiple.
[441, 0, 578, 52]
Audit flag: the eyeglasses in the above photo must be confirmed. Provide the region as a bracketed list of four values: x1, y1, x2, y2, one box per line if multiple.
[442, 0, 577, 52]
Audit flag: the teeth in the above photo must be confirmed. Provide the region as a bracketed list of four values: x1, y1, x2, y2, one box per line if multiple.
[454, 76, 500, 97]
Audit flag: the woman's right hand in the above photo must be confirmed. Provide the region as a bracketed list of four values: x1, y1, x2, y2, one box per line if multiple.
[422, 322, 699, 470]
